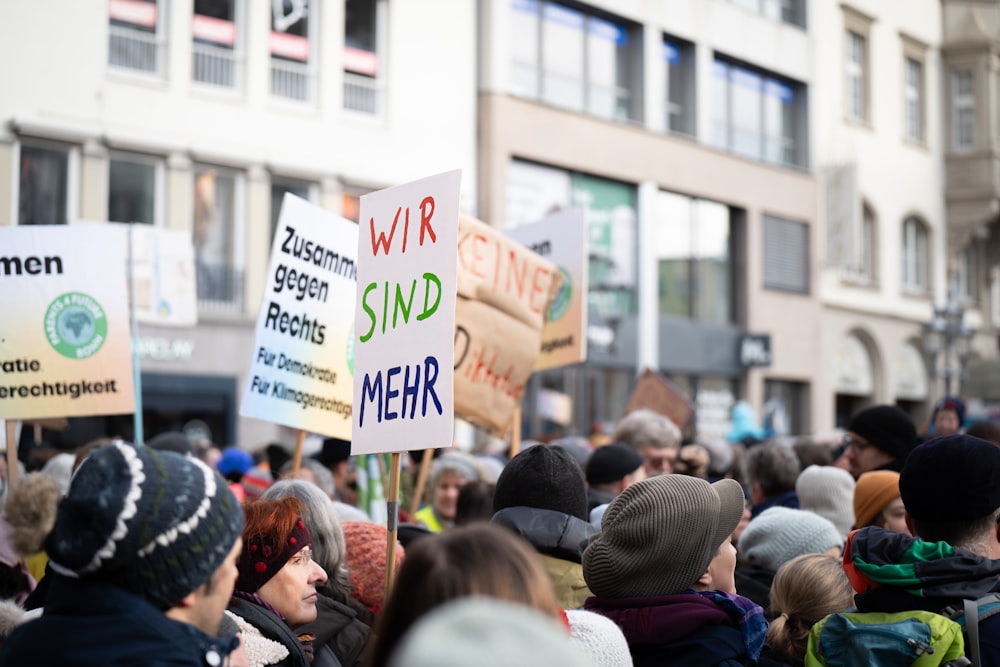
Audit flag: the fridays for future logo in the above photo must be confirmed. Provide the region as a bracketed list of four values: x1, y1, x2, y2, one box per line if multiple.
[44, 292, 108, 359]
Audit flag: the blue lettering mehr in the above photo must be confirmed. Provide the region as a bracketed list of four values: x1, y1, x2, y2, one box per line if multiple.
[422, 356, 442, 417]
[360, 371, 383, 426]
[385, 366, 401, 420]
[402, 363, 421, 419]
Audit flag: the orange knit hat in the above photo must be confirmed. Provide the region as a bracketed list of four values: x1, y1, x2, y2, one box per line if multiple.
[853, 470, 901, 529]
[342, 520, 405, 612]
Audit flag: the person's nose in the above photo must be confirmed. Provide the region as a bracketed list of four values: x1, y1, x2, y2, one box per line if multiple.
[310, 561, 328, 585]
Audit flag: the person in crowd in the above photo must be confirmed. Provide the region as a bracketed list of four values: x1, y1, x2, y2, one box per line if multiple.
[228, 497, 331, 667]
[852, 470, 908, 534]
[369, 523, 567, 667]
[930, 396, 966, 437]
[844, 434, 1000, 664]
[313, 437, 359, 506]
[279, 458, 336, 499]
[763, 554, 854, 667]
[727, 401, 766, 447]
[491, 445, 597, 609]
[454, 480, 496, 526]
[194, 438, 223, 469]
[585, 442, 643, 512]
[3, 471, 59, 608]
[218, 446, 255, 503]
[582, 474, 766, 666]
[735, 506, 844, 611]
[386, 597, 592, 667]
[146, 430, 195, 456]
[0, 442, 245, 666]
[698, 437, 736, 482]
[565, 608, 635, 667]
[795, 465, 856, 538]
[966, 420, 1000, 446]
[262, 480, 373, 667]
[672, 444, 712, 478]
[743, 442, 800, 517]
[842, 404, 917, 478]
[790, 437, 834, 470]
[549, 435, 594, 472]
[612, 409, 682, 479]
[341, 520, 405, 615]
[413, 451, 481, 533]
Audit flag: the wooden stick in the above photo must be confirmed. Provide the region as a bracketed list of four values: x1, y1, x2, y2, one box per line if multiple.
[376, 452, 389, 492]
[508, 406, 522, 459]
[409, 448, 434, 516]
[5, 421, 17, 495]
[291, 430, 306, 475]
[383, 452, 402, 604]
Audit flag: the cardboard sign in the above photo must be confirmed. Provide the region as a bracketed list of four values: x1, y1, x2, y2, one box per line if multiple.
[505, 208, 587, 370]
[352, 171, 461, 455]
[131, 226, 198, 327]
[454, 215, 562, 435]
[240, 194, 358, 438]
[0, 225, 136, 419]
[623, 368, 695, 430]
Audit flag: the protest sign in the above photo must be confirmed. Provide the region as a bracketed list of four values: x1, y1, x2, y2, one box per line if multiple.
[240, 194, 358, 439]
[623, 368, 695, 430]
[454, 214, 562, 435]
[130, 226, 198, 326]
[0, 225, 136, 419]
[505, 208, 586, 370]
[352, 170, 461, 455]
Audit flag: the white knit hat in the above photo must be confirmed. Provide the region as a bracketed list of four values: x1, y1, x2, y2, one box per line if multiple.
[795, 465, 856, 537]
[567, 609, 633, 667]
[738, 506, 843, 572]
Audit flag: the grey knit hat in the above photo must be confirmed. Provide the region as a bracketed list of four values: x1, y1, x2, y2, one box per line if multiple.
[46, 442, 244, 610]
[795, 465, 856, 537]
[737, 506, 843, 572]
[583, 475, 745, 598]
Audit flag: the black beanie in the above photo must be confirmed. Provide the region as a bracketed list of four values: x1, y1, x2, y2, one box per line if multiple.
[848, 405, 917, 460]
[493, 445, 588, 521]
[586, 443, 643, 485]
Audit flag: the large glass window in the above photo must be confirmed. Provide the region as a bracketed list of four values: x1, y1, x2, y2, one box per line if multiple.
[901, 216, 929, 293]
[845, 30, 867, 121]
[511, 0, 639, 123]
[904, 56, 923, 142]
[192, 0, 243, 89]
[193, 166, 242, 305]
[952, 69, 975, 152]
[712, 57, 805, 168]
[344, 0, 382, 113]
[656, 192, 732, 324]
[763, 215, 809, 294]
[108, 0, 165, 75]
[270, 0, 314, 102]
[665, 38, 695, 136]
[109, 155, 159, 225]
[18, 144, 70, 226]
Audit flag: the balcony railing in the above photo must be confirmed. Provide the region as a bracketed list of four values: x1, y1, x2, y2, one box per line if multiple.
[344, 72, 382, 114]
[271, 58, 313, 102]
[196, 263, 244, 313]
[109, 25, 162, 75]
[193, 42, 242, 89]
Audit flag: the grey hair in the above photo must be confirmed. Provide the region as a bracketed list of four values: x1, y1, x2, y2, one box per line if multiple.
[424, 451, 483, 505]
[613, 409, 682, 451]
[261, 479, 351, 594]
[279, 457, 335, 498]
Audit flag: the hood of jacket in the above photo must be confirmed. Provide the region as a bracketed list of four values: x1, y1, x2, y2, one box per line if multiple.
[491, 506, 597, 563]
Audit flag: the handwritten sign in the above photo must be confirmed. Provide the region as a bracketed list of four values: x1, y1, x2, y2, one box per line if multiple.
[505, 208, 586, 370]
[0, 225, 135, 419]
[623, 368, 694, 430]
[454, 214, 562, 435]
[240, 194, 358, 438]
[352, 171, 461, 455]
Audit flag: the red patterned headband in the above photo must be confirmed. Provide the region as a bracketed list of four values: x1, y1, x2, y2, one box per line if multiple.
[236, 516, 312, 594]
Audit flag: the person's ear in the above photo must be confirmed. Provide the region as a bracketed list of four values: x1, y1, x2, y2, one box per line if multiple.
[904, 512, 915, 537]
[697, 567, 712, 588]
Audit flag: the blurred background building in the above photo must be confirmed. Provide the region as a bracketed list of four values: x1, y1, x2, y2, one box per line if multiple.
[2, 0, 998, 448]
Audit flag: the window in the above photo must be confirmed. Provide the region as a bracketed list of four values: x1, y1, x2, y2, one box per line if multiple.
[18, 144, 71, 225]
[952, 69, 975, 152]
[109, 155, 162, 225]
[901, 216, 929, 293]
[344, 0, 383, 113]
[858, 202, 876, 280]
[656, 192, 733, 324]
[764, 379, 807, 436]
[109, 0, 166, 76]
[270, 178, 313, 239]
[192, 0, 243, 89]
[763, 215, 809, 293]
[958, 245, 978, 302]
[510, 0, 640, 123]
[270, 0, 315, 102]
[712, 57, 806, 168]
[193, 166, 243, 306]
[664, 37, 695, 136]
[845, 31, 867, 121]
[729, 0, 805, 27]
[904, 56, 923, 142]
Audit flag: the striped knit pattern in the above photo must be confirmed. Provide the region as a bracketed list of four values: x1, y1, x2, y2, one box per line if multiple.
[46, 442, 244, 610]
[583, 475, 744, 598]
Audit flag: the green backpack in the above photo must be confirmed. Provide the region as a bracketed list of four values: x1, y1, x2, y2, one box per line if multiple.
[804, 610, 970, 667]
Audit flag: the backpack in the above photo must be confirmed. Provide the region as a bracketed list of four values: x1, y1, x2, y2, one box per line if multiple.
[804, 594, 1000, 667]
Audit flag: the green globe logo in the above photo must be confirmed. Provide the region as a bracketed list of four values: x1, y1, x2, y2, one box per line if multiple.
[547, 267, 572, 322]
[44, 292, 108, 359]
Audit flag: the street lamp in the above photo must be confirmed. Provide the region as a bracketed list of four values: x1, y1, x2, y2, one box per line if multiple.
[921, 281, 975, 396]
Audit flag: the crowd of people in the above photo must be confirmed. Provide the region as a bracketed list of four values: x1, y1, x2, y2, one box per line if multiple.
[1, 394, 1000, 666]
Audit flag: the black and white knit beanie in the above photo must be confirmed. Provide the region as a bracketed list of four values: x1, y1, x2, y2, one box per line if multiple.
[46, 442, 244, 610]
